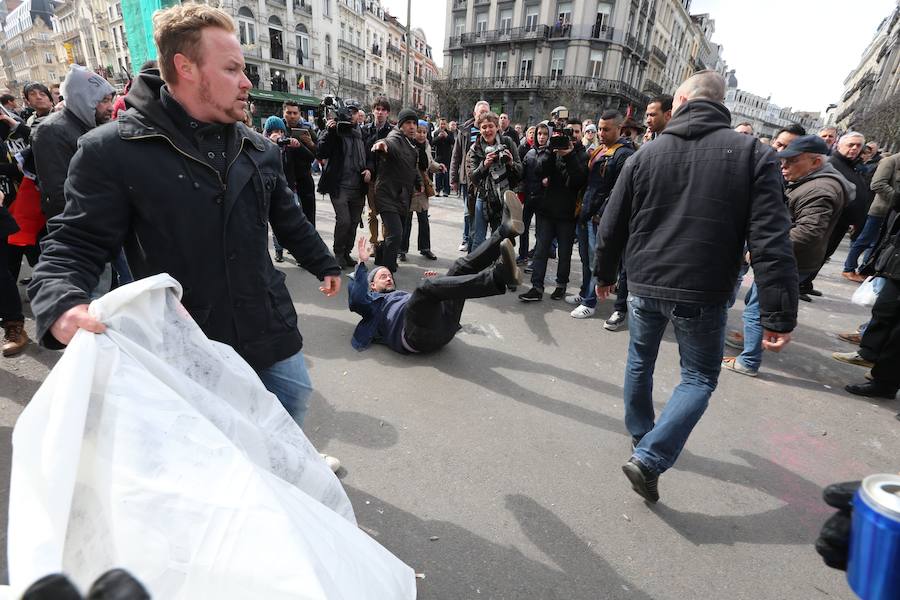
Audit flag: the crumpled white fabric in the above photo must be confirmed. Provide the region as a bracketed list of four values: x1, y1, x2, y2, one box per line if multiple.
[8, 274, 416, 599]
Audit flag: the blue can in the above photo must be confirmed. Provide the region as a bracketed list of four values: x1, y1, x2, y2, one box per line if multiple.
[847, 474, 900, 600]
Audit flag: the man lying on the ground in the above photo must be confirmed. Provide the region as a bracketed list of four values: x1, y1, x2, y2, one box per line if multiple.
[348, 191, 524, 354]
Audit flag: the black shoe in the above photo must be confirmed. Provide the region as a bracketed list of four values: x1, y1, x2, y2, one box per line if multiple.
[622, 457, 659, 503]
[518, 287, 543, 302]
[274, 252, 284, 263]
[550, 287, 566, 300]
[808, 288, 823, 297]
[549, 249, 557, 260]
[496, 239, 521, 289]
[799, 293, 812, 302]
[524, 262, 534, 274]
[420, 249, 437, 260]
[845, 381, 898, 399]
[398, 252, 407, 262]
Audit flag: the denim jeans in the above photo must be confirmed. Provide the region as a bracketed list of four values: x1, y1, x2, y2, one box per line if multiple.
[518, 203, 535, 261]
[471, 197, 491, 250]
[576, 220, 598, 307]
[460, 183, 470, 244]
[434, 170, 450, 195]
[257, 350, 313, 428]
[624, 295, 727, 474]
[735, 283, 762, 371]
[844, 215, 884, 272]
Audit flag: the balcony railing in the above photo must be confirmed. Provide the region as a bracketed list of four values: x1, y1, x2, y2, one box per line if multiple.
[387, 42, 402, 56]
[266, 0, 286, 7]
[651, 45, 666, 64]
[386, 69, 402, 83]
[338, 38, 365, 58]
[413, 74, 423, 84]
[242, 46, 263, 59]
[642, 79, 664, 95]
[293, 1, 312, 15]
[370, 75, 383, 85]
[453, 24, 625, 47]
[437, 75, 648, 105]
[370, 45, 382, 57]
[452, 0, 466, 8]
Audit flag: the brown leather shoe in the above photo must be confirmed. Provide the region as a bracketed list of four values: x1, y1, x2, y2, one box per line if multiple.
[838, 332, 862, 345]
[2, 320, 29, 357]
[841, 271, 865, 283]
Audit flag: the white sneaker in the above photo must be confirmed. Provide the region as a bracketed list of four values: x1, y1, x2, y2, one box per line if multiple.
[458, 242, 468, 252]
[320, 453, 341, 473]
[570, 304, 596, 319]
[564, 294, 584, 305]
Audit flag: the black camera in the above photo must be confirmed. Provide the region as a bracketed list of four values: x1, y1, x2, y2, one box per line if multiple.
[315, 95, 350, 133]
[548, 135, 571, 150]
[276, 137, 293, 146]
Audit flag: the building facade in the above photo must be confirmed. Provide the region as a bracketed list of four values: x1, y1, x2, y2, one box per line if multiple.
[724, 70, 822, 138]
[440, 0, 724, 125]
[1, 0, 57, 93]
[833, 1, 899, 131]
[54, 0, 131, 85]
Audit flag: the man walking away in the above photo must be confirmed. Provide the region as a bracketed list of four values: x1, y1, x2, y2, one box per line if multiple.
[593, 71, 798, 503]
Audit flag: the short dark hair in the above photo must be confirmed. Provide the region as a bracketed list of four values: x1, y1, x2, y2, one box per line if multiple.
[282, 100, 300, 109]
[22, 82, 50, 102]
[0, 94, 15, 105]
[372, 96, 391, 112]
[777, 123, 806, 137]
[599, 110, 623, 123]
[139, 59, 158, 72]
[566, 117, 582, 126]
[736, 122, 752, 128]
[648, 95, 673, 112]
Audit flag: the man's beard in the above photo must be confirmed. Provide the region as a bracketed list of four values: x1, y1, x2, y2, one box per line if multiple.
[199, 75, 243, 123]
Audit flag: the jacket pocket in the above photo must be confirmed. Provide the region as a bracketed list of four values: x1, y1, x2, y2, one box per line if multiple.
[267, 283, 298, 330]
[254, 170, 278, 225]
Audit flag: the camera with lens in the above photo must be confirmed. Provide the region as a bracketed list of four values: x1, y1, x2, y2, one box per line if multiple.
[315, 95, 358, 135]
[484, 143, 507, 162]
[276, 137, 293, 146]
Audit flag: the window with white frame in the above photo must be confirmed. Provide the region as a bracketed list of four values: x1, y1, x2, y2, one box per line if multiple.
[589, 49, 604, 78]
[472, 51, 484, 77]
[550, 47, 565, 79]
[524, 4, 538, 31]
[475, 11, 487, 34]
[498, 8, 512, 33]
[494, 50, 508, 77]
[237, 7, 255, 46]
[519, 48, 534, 79]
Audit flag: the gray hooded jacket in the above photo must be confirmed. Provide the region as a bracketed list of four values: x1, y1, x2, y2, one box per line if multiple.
[31, 65, 115, 218]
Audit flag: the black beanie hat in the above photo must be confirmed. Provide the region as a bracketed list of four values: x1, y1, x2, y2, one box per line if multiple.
[397, 108, 418, 126]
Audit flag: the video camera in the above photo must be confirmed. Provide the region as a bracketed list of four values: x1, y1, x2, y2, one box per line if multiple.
[315, 95, 360, 135]
[548, 105, 573, 150]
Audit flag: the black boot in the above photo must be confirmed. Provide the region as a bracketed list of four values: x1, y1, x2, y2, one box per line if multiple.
[845, 381, 898, 399]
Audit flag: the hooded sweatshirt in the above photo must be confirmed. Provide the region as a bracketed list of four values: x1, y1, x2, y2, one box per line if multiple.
[61, 65, 116, 130]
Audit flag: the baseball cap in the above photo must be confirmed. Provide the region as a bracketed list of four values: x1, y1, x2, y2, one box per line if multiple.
[775, 135, 830, 159]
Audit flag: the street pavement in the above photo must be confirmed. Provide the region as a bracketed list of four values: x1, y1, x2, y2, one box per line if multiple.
[1, 191, 896, 599]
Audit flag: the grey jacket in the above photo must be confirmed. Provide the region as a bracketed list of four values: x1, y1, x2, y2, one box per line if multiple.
[31, 108, 89, 218]
[786, 163, 852, 272]
[870, 153, 899, 215]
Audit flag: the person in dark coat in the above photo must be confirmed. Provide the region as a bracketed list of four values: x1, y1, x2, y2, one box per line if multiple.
[363, 96, 393, 246]
[0, 195, 28, 357]
[281, 100, 317, 227]
[431, 118, 454, 196]
[518, 123, 550, 263]
[517, 123, 586, 302]
[370, 108, 423, 274]
[26, 4, 341, 430]
[593, 71, 798, 503]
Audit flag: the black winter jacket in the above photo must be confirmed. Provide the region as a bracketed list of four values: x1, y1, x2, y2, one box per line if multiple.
[593, 99, 798, 333]
[27, 72, 340, 370]
[467, 134, 523, 207]
[432, 128, 454, 165]
[829, 152, 870, 233]
[372, 128, 422, 215]
[581, 137, 635, 221]
[521, 145, 553, 208]
[364, 119, 393, 176]
[529, 142, 587, 222]
[31, 108, 91, 219]
[316, 124, 367, 197]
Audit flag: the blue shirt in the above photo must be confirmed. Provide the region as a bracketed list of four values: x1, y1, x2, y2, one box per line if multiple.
[348, 263, 412, 353]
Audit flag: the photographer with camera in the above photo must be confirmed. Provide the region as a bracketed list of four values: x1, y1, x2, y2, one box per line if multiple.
[316, 99, 370, 269]
[282, 101, 317, 227]
[263, 115, 307, 263]
[466, 111, 522, 251]
[518, 108, 587, 302]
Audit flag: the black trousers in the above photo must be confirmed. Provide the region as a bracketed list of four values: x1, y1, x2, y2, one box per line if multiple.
[529, 215, 576, 290]
[377, 210, 405, 273]
[401, 209, 431, 253]
[859, 277, 900, 388]
[615, 265, 628, 313]
[7, 242, 39, 284]
[297, 174, 316, 227]
[0, 239, 23, 322]
[331, 187, 365, 256]
[403, 229, 507, 353]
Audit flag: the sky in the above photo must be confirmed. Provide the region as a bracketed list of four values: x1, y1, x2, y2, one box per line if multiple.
[381, 0, 896, 114]
[677, 0, 896, 113]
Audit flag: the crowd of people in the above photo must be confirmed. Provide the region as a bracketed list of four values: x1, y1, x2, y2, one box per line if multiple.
[0, 3, 897, 513]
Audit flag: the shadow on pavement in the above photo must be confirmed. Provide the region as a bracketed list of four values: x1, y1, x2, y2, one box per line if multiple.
[306, 389, 399, 451]
[346, 485, 653, 600]
[651, 449, 830, 546]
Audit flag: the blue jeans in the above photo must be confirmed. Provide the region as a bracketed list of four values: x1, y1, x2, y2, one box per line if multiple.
[471, 196, 490, 249]
[257, 351, 313, 428]
[625, 295, 727, 474]
[576, 220, 598, 307]
[844, 215, 884, 272]
[460, 183, 470, 244]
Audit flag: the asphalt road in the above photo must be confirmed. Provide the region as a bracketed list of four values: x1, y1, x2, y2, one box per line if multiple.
[1, 190, 896, 599]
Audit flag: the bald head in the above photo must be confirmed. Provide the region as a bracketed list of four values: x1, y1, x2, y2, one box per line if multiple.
[673, 71, 727, 113]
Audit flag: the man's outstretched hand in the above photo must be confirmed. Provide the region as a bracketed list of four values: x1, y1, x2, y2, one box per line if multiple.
[50, 304, 106, 345]
[319, 275, 341, 297]
[356, 236, 371, 263]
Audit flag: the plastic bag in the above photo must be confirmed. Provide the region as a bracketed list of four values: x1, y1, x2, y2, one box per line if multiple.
[8, 274, 416, 599]
[851, 276, 885, 307]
